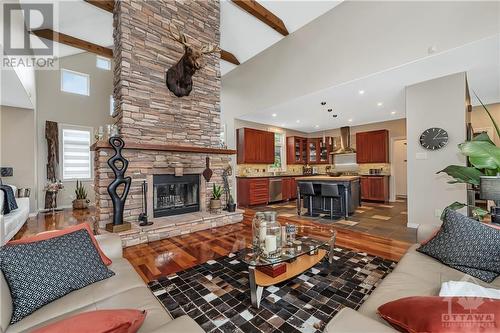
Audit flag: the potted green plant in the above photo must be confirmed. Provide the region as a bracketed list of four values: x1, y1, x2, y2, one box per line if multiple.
[72, 180, 90, 210]
[438, 94, 500, 219]
[227, 194, 236, 212]
[210, 184, 223, 213]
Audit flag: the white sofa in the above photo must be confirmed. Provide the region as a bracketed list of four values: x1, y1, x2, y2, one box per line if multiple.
[0, 234, 204, 333]
[325, 223, 500, 332]
[0, 185, 29, 245]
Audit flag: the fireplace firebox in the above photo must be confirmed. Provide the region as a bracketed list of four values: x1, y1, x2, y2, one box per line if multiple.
[153, 174, 200, 217]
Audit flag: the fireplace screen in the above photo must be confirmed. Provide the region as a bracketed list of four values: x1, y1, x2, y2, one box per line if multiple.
[153, 174, 200, 217]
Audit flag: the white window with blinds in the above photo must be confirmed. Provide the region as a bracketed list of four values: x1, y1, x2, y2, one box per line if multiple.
[60, 125, 93, 180]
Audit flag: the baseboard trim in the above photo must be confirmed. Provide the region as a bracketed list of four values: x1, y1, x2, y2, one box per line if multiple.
[407, 223, 419, 229]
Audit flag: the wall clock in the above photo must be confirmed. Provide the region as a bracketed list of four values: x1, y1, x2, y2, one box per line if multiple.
[419, 127, 449, 150]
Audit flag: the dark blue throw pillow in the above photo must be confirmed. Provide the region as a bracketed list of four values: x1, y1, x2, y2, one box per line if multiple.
[0, 229, 115, 324]
[417, 209, 500, 282]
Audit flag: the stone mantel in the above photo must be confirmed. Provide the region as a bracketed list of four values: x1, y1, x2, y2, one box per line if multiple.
[91, 141, 236, 155]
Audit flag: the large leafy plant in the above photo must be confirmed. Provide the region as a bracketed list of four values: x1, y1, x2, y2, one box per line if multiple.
[437, 94, 500, 219]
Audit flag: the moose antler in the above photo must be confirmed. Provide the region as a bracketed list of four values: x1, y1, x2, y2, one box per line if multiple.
[201, 43, 220, 54]
[168, 23, 189, 46]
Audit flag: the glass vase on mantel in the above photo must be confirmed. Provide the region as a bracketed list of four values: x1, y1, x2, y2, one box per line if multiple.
[260, 211, 282, 259]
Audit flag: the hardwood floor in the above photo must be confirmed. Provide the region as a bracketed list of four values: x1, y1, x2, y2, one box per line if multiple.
[16, 209, 412, 283]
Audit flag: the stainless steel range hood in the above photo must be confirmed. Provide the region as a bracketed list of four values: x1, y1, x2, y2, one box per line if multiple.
[331, 126, 356, 154]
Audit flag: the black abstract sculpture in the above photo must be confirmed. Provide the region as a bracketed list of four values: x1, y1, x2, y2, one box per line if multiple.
[106, 136, 132, 233]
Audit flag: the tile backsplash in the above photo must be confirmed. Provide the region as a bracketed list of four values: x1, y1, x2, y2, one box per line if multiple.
[358, 163, 391, 175]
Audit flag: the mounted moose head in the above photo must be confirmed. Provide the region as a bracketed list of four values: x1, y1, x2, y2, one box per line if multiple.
[166, 24, 220, 97]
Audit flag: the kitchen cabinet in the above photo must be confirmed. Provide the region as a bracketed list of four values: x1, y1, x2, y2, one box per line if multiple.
[286, 136, 308, 164]
[282, 177, 298, 201]
[356, 130, 389, 163]
[360, 176, 389, 202]
[237, 128, 275, 164]
[237, 177, 270, 207]
[306, 138, 331, 164]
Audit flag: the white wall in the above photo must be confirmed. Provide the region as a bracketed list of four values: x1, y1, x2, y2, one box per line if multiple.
[406, 72, 468, 227]
[36, 52, 113, 210]
[471, 102, 500, 145]
[0, 106, 36, 212]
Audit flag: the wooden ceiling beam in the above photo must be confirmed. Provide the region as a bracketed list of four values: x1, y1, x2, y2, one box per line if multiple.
[231, 0, 289, 36]
[83, 0, 114, 13]
[220, 50, 240, 65]
[84, 0, 239, 65]
[31, 29, 113, 58]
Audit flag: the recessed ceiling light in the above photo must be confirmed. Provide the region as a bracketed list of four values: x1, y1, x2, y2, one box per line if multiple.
[327, 108, 332, 112]
[391, 111, 397, 115]
[321, 101, 326, 106]
[281, 123, 285, 127]
[348, 119, 353, 122]
[377, 102, 383, 107]
[358, 90, 365, 95]
[332, 114, 338, 118]
[296, 120, 300, 123]
[272, 113, 277, 117]
[314, 125, 319, 128]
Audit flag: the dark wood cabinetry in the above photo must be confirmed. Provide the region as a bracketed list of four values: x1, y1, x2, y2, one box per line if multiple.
[237, 177, 269, 207]
[287, 136, 330, 164]
[360, 176, 389, 202]
[237, 128, 275, 164]
[282, 177, 297, 201]
[356, 130, 389, 163]
[286, 136, 308, 164]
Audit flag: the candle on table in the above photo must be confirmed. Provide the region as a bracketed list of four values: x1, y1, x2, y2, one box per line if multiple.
[265, 235, 277, 253]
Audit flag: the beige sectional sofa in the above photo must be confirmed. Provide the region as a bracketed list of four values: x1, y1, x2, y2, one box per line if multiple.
[0, 234, 204, 333]
[325, 224, 500, 332]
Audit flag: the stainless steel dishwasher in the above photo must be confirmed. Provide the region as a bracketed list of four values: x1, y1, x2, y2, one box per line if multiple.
[269, 178, 283, 202]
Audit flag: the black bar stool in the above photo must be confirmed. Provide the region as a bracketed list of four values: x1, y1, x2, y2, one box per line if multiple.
[321, 184, 342, 219]
[298, 182, 316, 217]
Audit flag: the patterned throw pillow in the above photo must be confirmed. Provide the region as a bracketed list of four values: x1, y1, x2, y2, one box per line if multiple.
[418, 209, 500, 282]
[0, 229, 115, 324]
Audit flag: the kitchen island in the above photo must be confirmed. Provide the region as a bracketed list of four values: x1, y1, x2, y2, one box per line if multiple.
[295, 176, 361, 218]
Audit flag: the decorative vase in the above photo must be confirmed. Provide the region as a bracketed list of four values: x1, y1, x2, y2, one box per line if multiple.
[227, 203, 236, 212]
[72, 199, 89, 210]
[252, 212, 266, 252]
[260, 211, 282, 259]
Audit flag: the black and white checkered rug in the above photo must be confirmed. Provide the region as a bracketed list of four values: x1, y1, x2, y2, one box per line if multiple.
[148, 247, 396, 333]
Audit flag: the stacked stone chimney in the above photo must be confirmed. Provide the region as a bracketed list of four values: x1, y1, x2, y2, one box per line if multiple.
[94, 0, 231, 228]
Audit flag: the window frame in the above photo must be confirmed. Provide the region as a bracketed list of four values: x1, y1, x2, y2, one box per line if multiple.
[269, 131, 286, 172]
[96, 55, 111, 70]
[59, 124, 94, 182]
[60, 68, 90, 96]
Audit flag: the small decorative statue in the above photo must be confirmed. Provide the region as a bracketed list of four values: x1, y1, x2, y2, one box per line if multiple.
[44, 180, 64, 214]
[166, 24, 220, 97]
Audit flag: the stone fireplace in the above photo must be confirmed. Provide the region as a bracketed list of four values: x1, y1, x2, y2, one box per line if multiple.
[92, 0, 242, 246]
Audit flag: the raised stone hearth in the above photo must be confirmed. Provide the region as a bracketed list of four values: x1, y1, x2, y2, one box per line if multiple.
[115, 209, 244, 248]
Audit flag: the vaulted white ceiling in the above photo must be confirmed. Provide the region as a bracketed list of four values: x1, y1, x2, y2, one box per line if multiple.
[220, 0, 341, 75]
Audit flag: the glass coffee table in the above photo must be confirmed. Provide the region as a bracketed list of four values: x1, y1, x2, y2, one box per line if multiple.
[239, 231, 337, 308]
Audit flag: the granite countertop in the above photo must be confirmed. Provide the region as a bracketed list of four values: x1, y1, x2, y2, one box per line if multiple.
[236, 174, 304, 178]
[295, 175, 360, 181]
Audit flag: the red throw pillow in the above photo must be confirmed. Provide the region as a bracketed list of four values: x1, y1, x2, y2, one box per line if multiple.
[378, 296, 500, 333]
[32, 310, 146, 333]
[9, 223, 112, 265]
